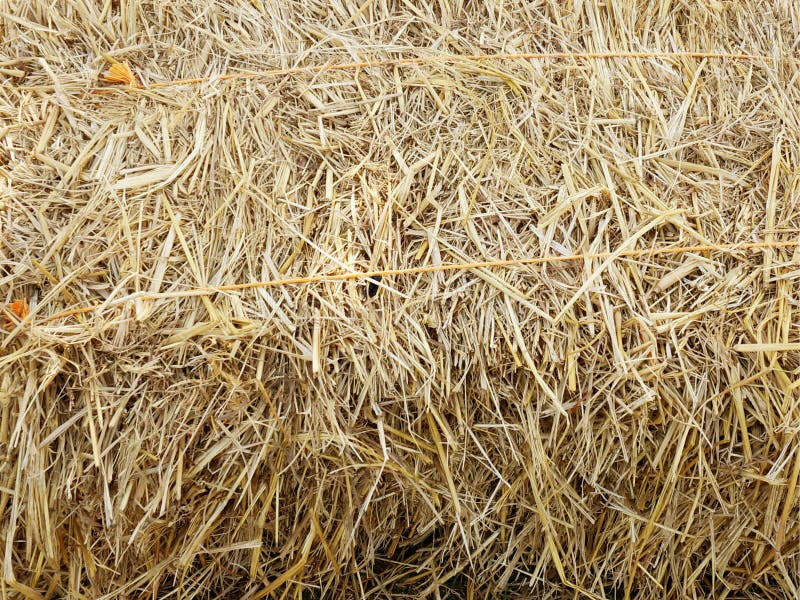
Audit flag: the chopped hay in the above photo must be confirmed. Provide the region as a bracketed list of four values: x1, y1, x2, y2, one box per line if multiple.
[2, 1, 800, 598]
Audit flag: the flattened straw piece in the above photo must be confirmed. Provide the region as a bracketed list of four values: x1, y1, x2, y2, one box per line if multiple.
[103, 61, 138, 87]
[732, 343, 800, 352]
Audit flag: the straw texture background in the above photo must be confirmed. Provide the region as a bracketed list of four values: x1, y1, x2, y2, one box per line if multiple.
[2, 1, 800, 598]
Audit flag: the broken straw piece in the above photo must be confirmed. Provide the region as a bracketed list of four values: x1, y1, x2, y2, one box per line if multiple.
[104, 62, 138, 87]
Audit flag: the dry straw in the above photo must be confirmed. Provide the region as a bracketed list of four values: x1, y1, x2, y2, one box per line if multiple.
[2, 1, 800, 599]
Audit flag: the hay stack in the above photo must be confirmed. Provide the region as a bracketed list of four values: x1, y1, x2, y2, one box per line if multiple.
[2, 1, 800, 598]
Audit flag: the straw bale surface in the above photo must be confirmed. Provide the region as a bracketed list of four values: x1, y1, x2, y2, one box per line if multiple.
[2, 1, 800, 598]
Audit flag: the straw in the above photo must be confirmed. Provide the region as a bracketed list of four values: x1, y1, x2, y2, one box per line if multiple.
[103, 51, 778, 93]
[2, 1, 799, 598]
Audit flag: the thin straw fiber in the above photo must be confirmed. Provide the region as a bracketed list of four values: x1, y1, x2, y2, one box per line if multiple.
[2, 1, 800, 598]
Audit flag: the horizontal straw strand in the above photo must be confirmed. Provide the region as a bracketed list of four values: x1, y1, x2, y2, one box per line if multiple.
[95, 50, 779, 93]
[39, 239, 800, 324]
